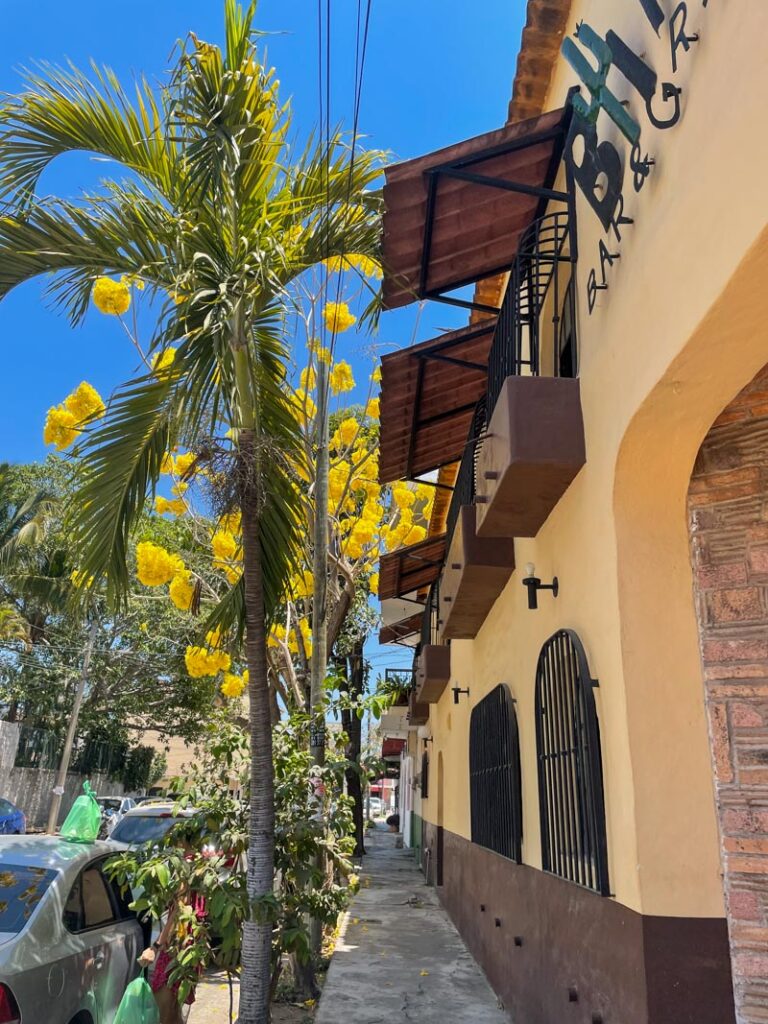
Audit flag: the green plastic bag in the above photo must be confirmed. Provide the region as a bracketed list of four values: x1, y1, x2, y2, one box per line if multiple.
[60, 781, 101, 842]
[114, 974, 159, 1024]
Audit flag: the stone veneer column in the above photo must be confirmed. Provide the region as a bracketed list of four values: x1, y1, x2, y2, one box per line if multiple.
[689, 365, 768, 1023]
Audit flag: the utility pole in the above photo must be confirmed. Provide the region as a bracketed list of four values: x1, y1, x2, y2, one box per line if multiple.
[46, 620, 96, 834]
[309, 355, 330, 959]
[365, 704, 372, 820]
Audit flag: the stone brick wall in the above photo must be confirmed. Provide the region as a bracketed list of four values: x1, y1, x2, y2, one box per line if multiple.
[689, 365, 768, 1023]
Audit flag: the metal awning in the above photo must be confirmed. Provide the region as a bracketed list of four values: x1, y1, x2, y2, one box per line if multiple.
[379, 533, 447, 602]
[382, 738, 407, 760]
[379, 613, 422, 646]
[379, 320, 495, 484]
[381, 104, 572, 311]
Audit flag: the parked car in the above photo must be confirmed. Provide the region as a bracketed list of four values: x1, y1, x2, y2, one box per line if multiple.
[0, 835, 145, 1024]
[109, 802, 195, 848]
[0, 799, 25, 836]
[96, 796, 136, 838]
[133, 795, 169, 806]
[368, 797, 383, 818]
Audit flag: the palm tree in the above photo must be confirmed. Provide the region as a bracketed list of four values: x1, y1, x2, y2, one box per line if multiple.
[0, 464, 54, 644]
[0, 3, 382, 1020]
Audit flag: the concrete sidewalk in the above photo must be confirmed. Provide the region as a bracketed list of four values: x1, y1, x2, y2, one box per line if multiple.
[189, 968, 239, 1023]
[316, 829, 510, 1024]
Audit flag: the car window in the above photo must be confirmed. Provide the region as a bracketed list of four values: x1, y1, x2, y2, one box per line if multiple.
[64, 864, 117, 931]
[110, 814, 186, 845]
[98, 799, 122, 812]
[0, 800, 14, 815]
[0, 865, 57, 933]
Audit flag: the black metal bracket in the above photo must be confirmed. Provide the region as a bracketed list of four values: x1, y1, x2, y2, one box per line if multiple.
[522, 574, 559, 610]
[452, 686, 470, 705]
[417, 109, 576, 303]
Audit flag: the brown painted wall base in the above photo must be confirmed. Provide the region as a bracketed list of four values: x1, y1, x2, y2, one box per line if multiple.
[426, 829, 734, 1024]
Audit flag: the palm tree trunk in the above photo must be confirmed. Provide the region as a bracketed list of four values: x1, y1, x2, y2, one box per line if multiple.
[238, 432, 275, 1024]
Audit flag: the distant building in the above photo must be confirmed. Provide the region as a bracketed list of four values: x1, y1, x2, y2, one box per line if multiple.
[378, 3, 768, 1022]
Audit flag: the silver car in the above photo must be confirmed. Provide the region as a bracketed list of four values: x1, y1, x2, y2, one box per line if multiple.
[0, 835, 145, 1024]
[96, 797, 136, 838]
[109, 803, 195, 849]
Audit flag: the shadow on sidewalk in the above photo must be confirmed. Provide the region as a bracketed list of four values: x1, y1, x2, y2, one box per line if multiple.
[316, 829, 510, 1024]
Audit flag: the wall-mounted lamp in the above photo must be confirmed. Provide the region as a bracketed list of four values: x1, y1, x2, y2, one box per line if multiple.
[422, 736, 433, 749]
[452, 686, 470, 705]
[522, 563, 559, 610]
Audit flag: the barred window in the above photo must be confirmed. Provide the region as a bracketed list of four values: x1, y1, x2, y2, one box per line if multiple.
[535, 630, 610, 895]
[420, 750, 430, 799]
[469, 684, 523, 862]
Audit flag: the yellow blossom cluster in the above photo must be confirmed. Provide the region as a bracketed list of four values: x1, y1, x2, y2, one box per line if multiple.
[212, 517, 243, 585]
[322, 302, 356, 335]
[155, 495, 186, 517]
[92, 276, 131, 316]
[269, 619, 313, 660]
[289, 569, 314, 601]
[136, 541, 185, 587]
[221, 671, 248, 698]
[322, 254, 382, 280]
[43, 381, 106, 451]
[152, 348, 177, 373]
[336, 417, 359, 448]
[184, 644, 231, 678]
[291, 387, 317, 426]
[169, 571, 195, 611]
[366, 397, 380, 420]
[330, 361, 355, 395]
[70, 569, 94, 590]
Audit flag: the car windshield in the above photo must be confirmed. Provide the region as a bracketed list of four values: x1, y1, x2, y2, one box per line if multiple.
[110, 814, 186, 845]
[0, 865, 57, 934]
[97, 799, 123, 812]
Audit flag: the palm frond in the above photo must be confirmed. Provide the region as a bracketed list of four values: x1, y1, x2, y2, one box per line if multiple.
[68, 373, 178, 606]
[0, 60, 177, 204]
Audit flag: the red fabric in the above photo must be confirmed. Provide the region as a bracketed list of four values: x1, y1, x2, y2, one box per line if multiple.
[150, 893, 207, 1005]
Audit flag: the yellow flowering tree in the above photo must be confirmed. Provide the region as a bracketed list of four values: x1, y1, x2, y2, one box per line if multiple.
[0, 5, 385, 1020]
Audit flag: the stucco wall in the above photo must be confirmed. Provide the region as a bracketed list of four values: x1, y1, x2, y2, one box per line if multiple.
[419, 0, 768, 921]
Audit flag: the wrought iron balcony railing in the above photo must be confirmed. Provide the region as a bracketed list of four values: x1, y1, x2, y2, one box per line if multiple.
[442, 209, 577, 552]
[444, 395, 487, 546]
[420, 578, 441, 649]
[487, 209, 577, 414]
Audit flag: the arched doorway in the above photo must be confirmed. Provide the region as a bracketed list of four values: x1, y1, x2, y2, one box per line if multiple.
[688, 365, 768, 1023]
[605, 228, 768, 1024]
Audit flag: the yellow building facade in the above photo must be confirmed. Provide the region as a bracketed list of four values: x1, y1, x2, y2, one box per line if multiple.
[378, 2, 768, 1022]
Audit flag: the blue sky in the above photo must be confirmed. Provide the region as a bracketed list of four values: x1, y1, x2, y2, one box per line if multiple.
[0, 0, 524, 675]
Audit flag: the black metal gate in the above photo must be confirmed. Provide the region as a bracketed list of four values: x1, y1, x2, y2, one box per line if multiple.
[534, 629, 610, 895]
[469, 684, 523, 862]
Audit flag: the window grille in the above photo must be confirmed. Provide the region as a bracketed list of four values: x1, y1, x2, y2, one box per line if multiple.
[420, 751, 430, 799]
[469, 684, 523, 862]
[534, 630, 610, 895]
